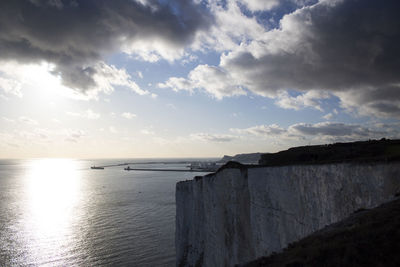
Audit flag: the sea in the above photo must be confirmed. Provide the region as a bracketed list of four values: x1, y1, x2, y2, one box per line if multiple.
[0, 158, 214, 266]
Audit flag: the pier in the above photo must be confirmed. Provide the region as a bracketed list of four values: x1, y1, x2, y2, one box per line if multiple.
[90, 160, 219, 172]
[123, 168, 212, 172]
[92, 161, 196, 169]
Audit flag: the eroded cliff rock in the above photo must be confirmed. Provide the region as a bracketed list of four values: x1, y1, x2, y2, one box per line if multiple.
[243, 197, 400, 267]
[176, 162, 400, 267]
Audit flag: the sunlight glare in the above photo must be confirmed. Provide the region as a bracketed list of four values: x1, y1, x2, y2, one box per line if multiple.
[24, 158, 82, 262]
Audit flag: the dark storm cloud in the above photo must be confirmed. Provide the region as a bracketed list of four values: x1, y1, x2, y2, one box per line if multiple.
[0, 0, 211, 92]
[222, 0, 400, 118]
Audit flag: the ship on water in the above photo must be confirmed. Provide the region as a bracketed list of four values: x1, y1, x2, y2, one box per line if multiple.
[91, 166, 104, 170]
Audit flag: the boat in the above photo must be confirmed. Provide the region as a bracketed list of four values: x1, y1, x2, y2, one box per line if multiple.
[91, 166, 104, 170]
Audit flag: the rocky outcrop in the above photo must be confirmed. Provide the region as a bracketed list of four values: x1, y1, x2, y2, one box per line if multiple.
[176, 162, 400, 267]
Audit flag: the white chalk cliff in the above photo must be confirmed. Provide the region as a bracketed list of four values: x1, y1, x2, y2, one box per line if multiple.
[176, 162, 400, 267]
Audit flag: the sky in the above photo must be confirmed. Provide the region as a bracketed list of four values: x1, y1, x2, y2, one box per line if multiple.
[0, 0, 400, 159]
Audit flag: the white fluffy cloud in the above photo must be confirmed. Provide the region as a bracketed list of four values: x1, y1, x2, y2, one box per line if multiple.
[0, 61, 146, 100]
[162, 0, 400, 118]
[159, 64, 246, 99]
[275, 90, 330, 111]
[92, 62, 148, 97]
[192, 0, 267, 52]
[322, 113, 333, 120]
[219, 0, 400, 117]
[239, 0, 279, 12]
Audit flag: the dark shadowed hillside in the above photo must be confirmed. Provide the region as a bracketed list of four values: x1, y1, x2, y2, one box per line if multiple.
[219, 153, 262, 164]
[242, 196, 400, 267]
[259, 139, 400, 166]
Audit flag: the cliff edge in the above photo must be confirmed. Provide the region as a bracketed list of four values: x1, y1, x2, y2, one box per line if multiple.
[175, 140, 400, 267]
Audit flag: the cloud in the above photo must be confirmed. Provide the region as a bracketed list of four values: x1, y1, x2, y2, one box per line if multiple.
[231, 121, 399, 143]
[91, 62, 148, 96]
[192, 0, 266, 52]
[159, 64, 246, 99]
[65, 129, 85, 142]
[141, 129, 155, 135]
[231, 124, 286, 136]
[6, 127, 86, 144]
[287, 121, 394, 142]
[289, 122, 370, 137]
[239, 0, 279, 12]
[67, 109, 100, 119]
[192, 0, 319, 54]
[109, 126, 118, 134]
[190, 133, 237, 142]
[0, 60, 144, 99]
[0, 76, 22, 97]
[121, 112, 137, 119]
[239, 0, 318, 12]
[336, 87, 400, 118]
[275, 90, 330, 111]
[34, 128, 50, 140]
[322, 113, 333, 120]
[2, 117, 15, 123]
[0, 0, 211, 94]
[19, 116, 38, 125]
[216, 0, 400, 117]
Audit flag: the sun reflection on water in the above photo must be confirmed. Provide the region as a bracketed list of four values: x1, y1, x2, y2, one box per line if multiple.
[24, 158, 82, 265]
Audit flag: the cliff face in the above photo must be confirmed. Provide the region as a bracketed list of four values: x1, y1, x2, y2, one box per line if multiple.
[243, 197, 400, 267]
[176, 163, 400, 267]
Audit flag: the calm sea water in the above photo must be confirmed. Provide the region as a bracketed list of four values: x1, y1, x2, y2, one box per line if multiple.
[0, 158, 210, 266]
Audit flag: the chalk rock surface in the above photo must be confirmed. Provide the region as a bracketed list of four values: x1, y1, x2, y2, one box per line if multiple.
[176, 162, 400, 267]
